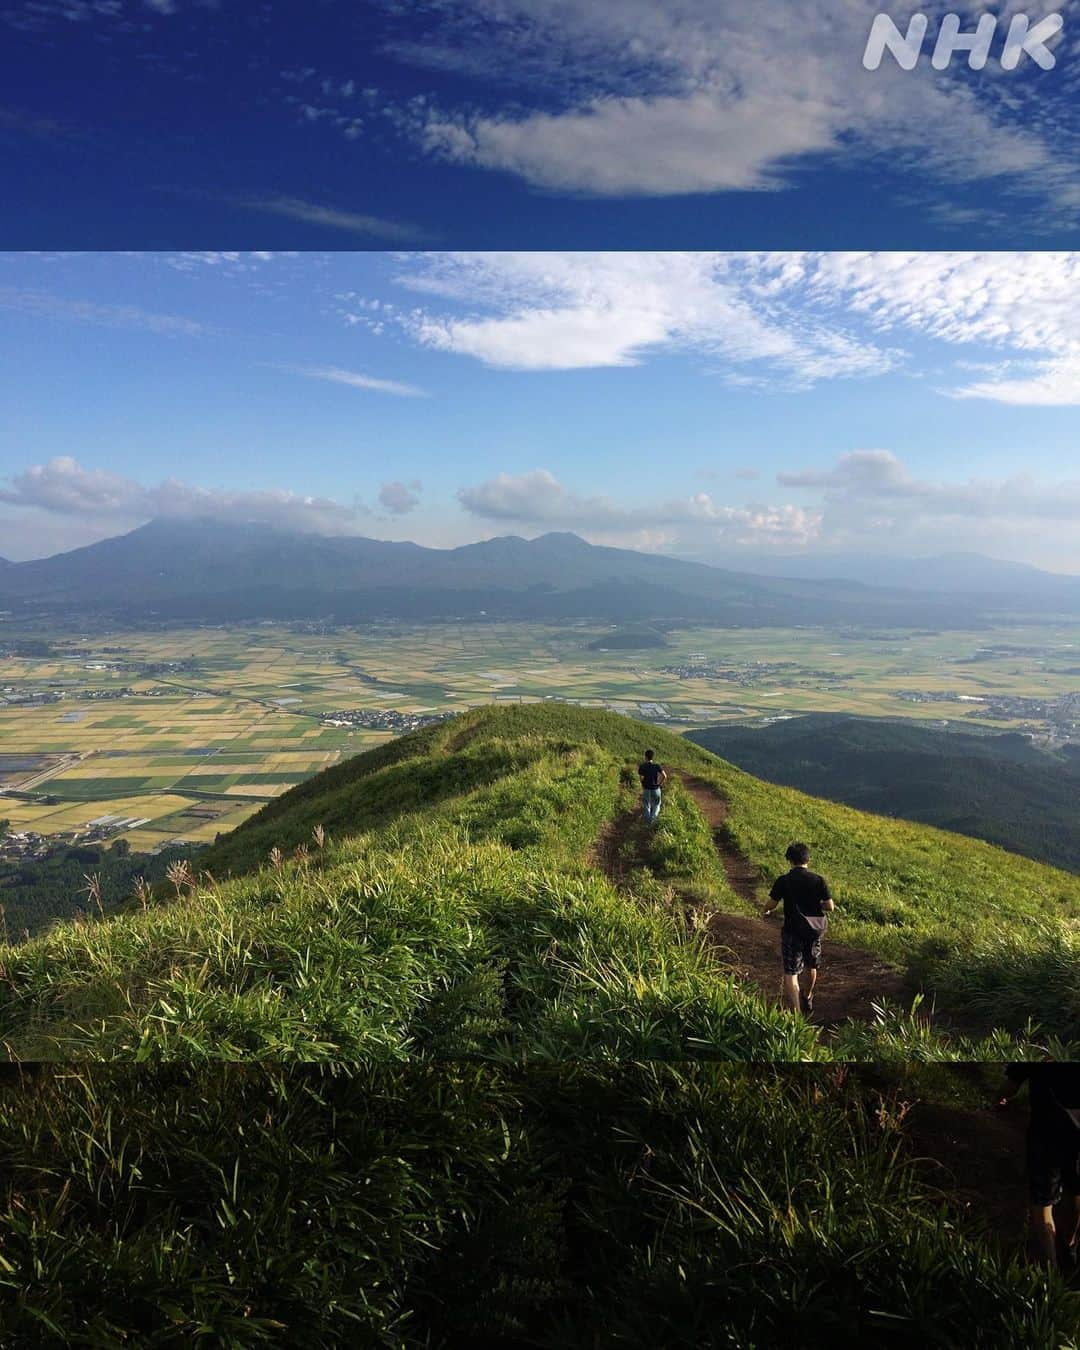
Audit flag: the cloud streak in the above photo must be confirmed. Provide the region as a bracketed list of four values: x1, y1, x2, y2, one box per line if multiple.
[287, 364, 427, 398]
[235, 196, 433, 242]
[0, 287, 205, 336]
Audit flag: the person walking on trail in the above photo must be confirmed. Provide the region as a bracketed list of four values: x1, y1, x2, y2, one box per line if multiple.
[998, 1063, 1080, 1272]
[761, 842, 834, 1015]
[637, 750, 668, 825]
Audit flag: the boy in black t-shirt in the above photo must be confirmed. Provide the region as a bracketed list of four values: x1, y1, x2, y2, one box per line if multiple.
[999, 1063, 1080, 1271]
[637, 750, 668, 825]
[762, 842, 834, 1015]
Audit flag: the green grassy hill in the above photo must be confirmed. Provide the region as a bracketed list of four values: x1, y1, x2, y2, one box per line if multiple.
[2, 704, 1077, 1060]
[3, 710, 1080, 1342]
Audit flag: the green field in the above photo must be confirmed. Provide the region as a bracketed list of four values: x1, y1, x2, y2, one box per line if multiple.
[2, 618, 1077, 851]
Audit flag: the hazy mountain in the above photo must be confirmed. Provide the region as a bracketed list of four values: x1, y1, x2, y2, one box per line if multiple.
[688, 549, 1080, 609]
[687, 714, 1080, 873]
[0, 517, 993, 627]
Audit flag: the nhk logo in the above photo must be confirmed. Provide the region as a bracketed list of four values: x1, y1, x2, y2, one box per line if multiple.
[863, 12, 1064, 70]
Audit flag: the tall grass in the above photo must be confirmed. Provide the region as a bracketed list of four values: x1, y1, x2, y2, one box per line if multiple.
[0, 814, 816, 1061]
[0, 1063, 1075, 1348]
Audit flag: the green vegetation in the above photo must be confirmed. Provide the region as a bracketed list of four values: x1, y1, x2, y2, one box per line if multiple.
[689, 714, 1080, 872]
[1, 1062, 1076, 1347]
[3, 707, 1078, 1342]
[0, 704, 1076, 1060]
[0, 839, 196, 942]
[30, 776, 157, 800]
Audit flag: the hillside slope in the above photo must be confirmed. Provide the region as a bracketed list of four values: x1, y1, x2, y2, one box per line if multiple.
[687, 714, 1080, 873]
[2, 705, 1077, 1060]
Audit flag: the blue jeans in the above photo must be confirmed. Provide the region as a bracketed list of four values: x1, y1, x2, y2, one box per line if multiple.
[642, 788, 662, 823]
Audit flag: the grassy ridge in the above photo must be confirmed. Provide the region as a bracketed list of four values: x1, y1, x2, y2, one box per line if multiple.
[0, 732, 814, 1061]
[1, 704, 1077, 1058]
[2, 1062, 1077, 1348]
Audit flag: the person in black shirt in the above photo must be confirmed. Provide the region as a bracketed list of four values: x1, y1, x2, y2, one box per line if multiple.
[637, 750, 668, 825]
[999, 1063, 1080, 1270]
[762, 842, 834, 1015]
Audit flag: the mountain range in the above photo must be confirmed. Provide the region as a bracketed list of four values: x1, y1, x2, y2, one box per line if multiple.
[686, 549, 1080, 609]
[0, 518, 1038, 626]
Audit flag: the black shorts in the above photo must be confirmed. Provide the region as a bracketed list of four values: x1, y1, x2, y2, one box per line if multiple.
[1027, 1123, 1080, 1208]
[781, 926, 822, 976]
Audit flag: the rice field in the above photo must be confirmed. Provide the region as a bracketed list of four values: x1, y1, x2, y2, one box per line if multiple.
[1, 617, 1077, 848]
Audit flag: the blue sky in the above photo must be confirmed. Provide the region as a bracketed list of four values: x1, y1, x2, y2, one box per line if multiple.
[5, 1, 1080, 248]
[1, 250, 1079, 571]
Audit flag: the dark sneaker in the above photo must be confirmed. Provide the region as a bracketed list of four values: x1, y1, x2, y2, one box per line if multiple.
[801, 992, 814, 1015]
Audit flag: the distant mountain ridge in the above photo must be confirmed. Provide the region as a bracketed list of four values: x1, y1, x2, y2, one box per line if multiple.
[686, 713, 1080, 873]
[687, 549, 1080, 610]
[0, 518, 999, 626]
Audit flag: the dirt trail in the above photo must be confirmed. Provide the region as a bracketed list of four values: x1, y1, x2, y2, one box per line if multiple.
[674, 771, 916, 1026]
[593, 772, 914, 1027]
[908, 1095, 1029, 1251]
[593, 795, 1037, 1257]
[590, 806, 644, 885]
[859, 1064, 1040, 1260]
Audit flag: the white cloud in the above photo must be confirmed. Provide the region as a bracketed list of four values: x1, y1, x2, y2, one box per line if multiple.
[953, 359, 1080, 406]
[458, 468, 820, 547]
[3, 0, 194, 26]
[287, 364, 426, 398]
[399, 0, 1080, 220]
[378, 479, 422, 514]
[424, 87, 838, 195]
[3, 1, 123, 27]
[158, 251, 285, 273]
[457, 453, 1080, 565]
[777, 450, 1080, 557]
[790, 251, 1080, 403]
[397, 252, 895, 382]
[0, 457, 367, 534]
[390, 250, 1080, 402]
